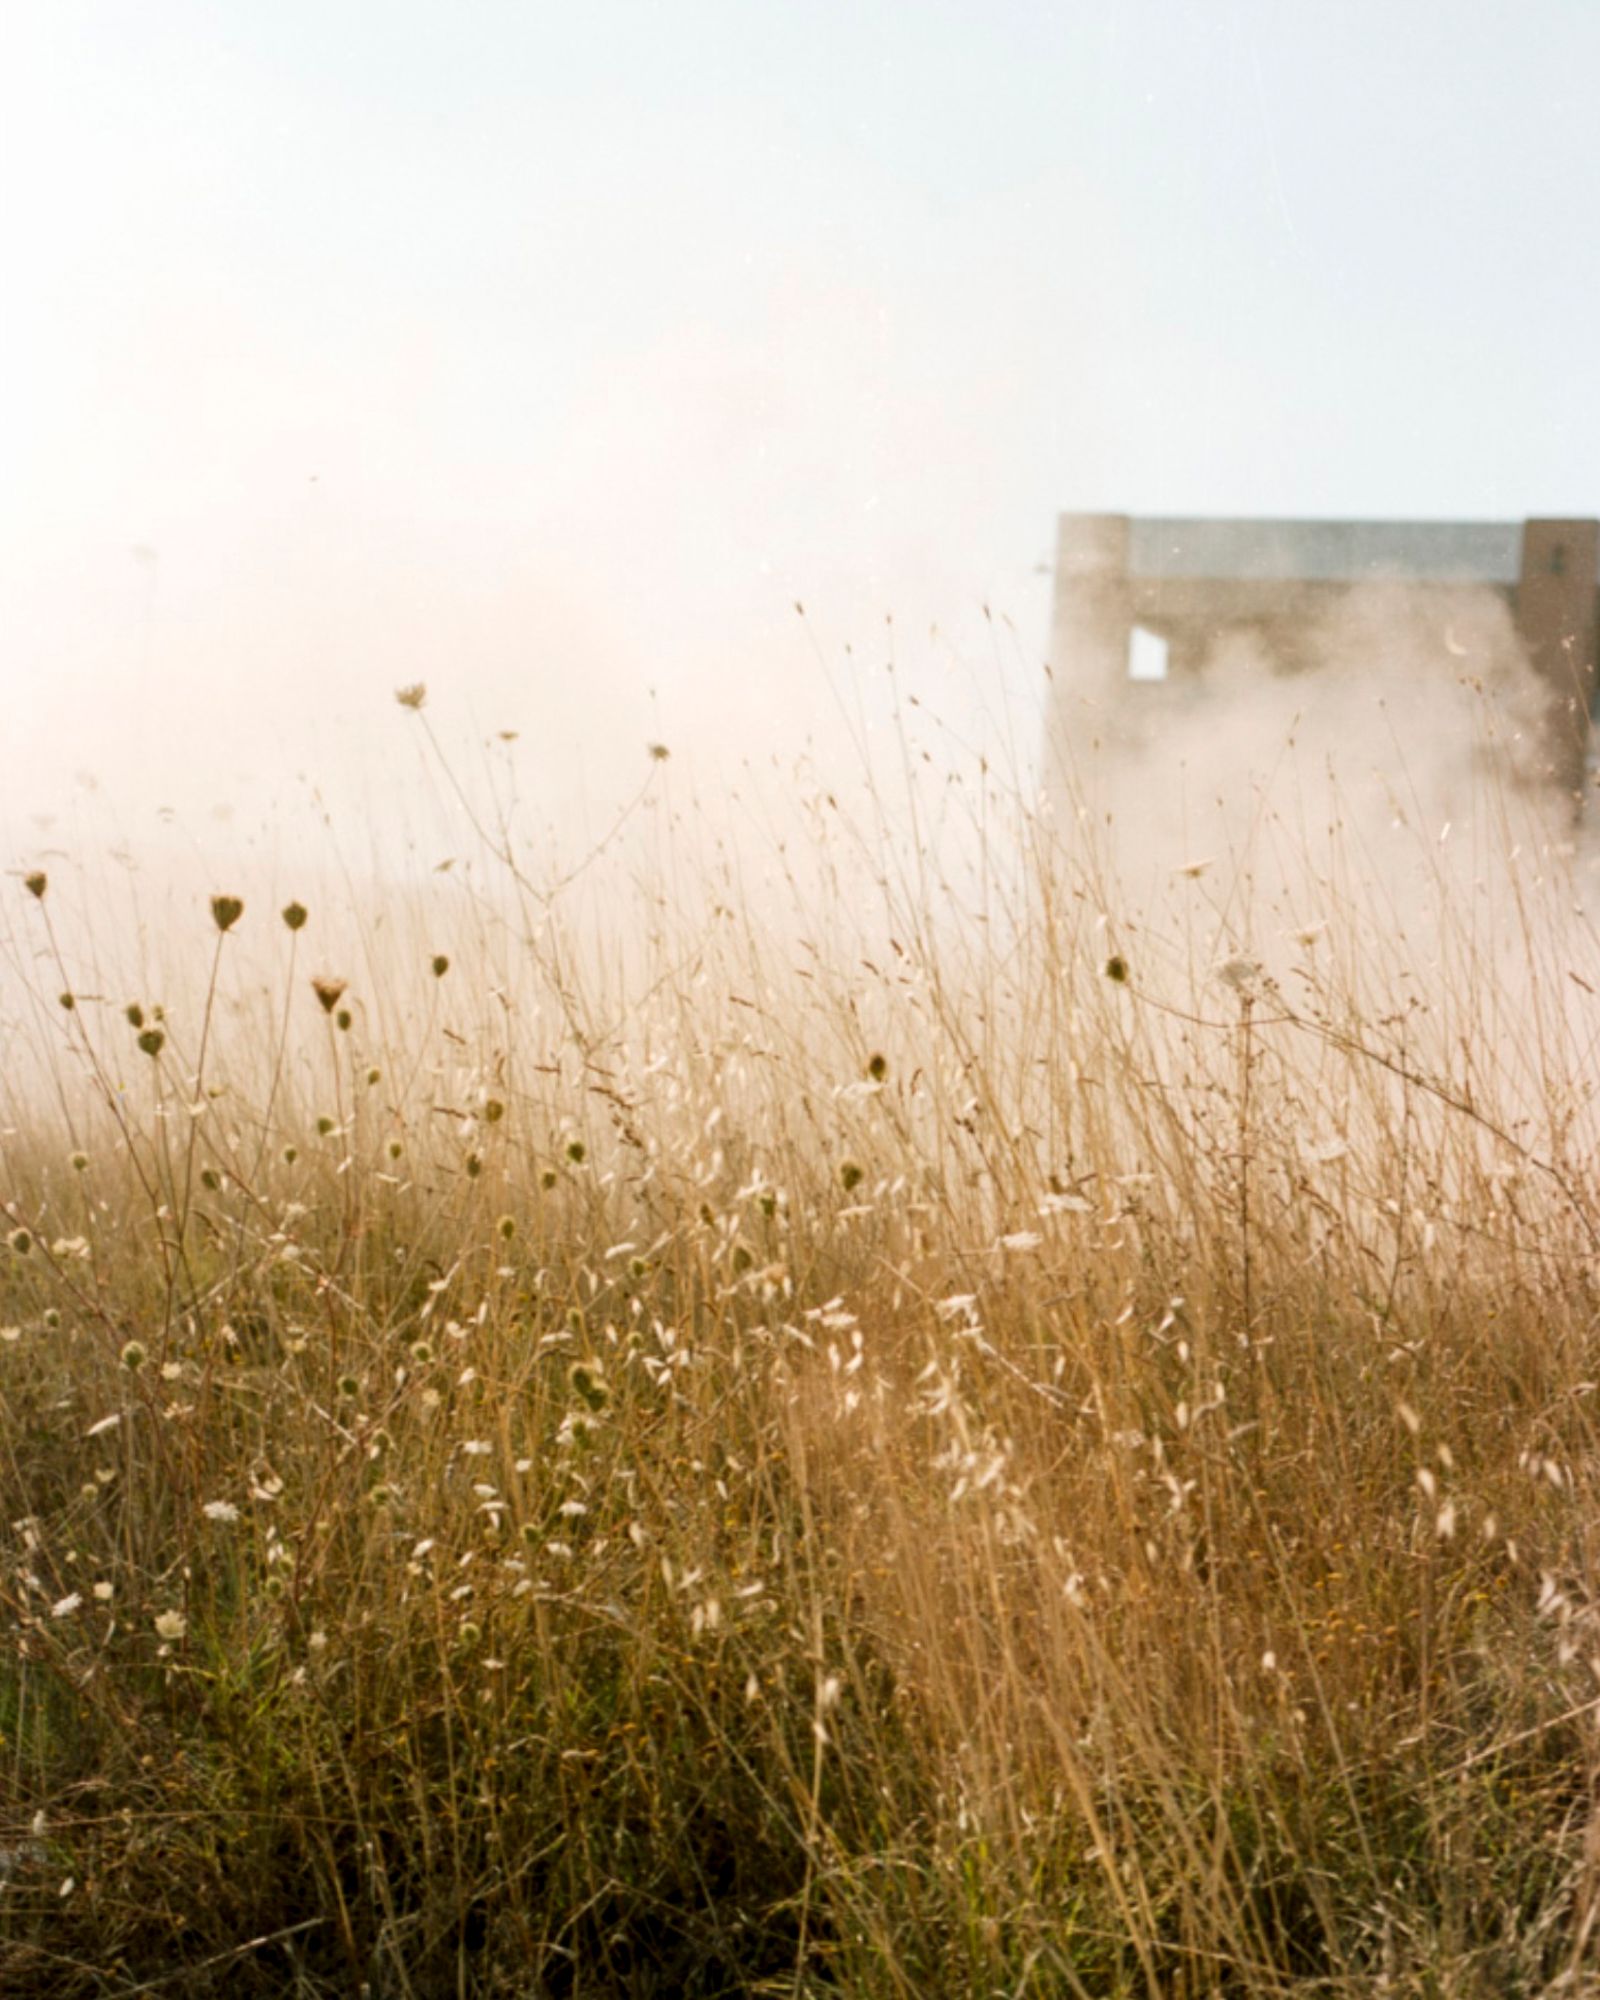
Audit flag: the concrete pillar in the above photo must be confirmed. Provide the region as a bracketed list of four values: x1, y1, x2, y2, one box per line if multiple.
[1047, 515, 1132, 771]
[1516, 519, 1599, 793]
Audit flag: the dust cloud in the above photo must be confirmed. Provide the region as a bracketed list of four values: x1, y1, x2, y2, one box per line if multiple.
[1038, 581, 1600, 1180]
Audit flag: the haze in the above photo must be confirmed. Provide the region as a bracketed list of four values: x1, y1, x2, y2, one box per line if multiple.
[7, 1, 1600, 862]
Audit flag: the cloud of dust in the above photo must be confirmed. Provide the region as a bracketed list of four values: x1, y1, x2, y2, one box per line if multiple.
[1040, 578, 1600, 1178]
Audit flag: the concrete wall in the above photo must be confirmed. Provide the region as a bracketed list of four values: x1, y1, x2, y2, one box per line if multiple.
[1048, 514, 1600, 794]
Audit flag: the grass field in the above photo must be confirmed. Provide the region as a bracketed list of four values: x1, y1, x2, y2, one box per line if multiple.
[4, 686, 1600, 1996]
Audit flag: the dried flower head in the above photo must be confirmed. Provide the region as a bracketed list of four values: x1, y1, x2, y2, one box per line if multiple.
[281, 900, 308, 932]
[1104, 955, 1129, 985]
[154, 1610, 187, 1642]
[120, 1340, 147, 1372]
[647, 742, 671, 761]
[1214, 955, 1263, 994]
[137, 1028, 165, 1059]
[311, 977, 347, 1015]
[24, 871, 47, 900]
[210, 895, 244, 933]
[431, 954, 450, 979]
[838, 1159, 864, 1193]
[395, 682, 428, 711]
[866, 1052, 889, 1083]
[570, 1361, 610, 1413]
[58, 991, 75, 1011]
[8, 1229, 32, 1256]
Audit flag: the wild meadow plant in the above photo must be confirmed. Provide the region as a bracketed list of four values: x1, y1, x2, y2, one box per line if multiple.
[2, 682, 1600, 1994]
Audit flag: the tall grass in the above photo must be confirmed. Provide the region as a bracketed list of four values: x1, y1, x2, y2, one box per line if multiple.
[3, 688, 1600, 1996]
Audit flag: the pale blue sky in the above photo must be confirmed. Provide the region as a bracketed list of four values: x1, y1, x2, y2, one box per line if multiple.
[7, 0, 1600, 838]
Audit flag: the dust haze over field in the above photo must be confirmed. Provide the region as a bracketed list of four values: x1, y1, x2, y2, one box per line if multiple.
[15, 7, 1600, 1997]
[10, 3, 1600, 876]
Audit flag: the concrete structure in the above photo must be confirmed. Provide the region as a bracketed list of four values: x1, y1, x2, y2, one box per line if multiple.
[1048, 514, 1600, 794]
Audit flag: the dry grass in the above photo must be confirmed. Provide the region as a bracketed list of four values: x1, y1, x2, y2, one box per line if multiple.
[4, 691, 1600, 1996]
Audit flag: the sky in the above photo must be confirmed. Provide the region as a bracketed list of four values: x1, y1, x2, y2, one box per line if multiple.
[7, 0, 1600, 859]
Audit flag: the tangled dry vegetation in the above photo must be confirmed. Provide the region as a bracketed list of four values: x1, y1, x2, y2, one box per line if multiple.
[5, 709, 1600, 1997]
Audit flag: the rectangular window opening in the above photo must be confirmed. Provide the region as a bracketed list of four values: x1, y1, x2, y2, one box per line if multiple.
[1128, 625, 1170, 682]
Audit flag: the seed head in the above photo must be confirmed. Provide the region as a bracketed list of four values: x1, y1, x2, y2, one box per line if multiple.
[1214, 955, 1262, 994]
[570, 1361, 610, 1413]
[70, 1152, 89, 1173]
[210, 895, 244, 933]
[839, 1159, 864, 1193]
[866, 1052, 888, 1083]
[137, 1028, 165, 1058]
[482, 1097, 505, 1124]
[154, 1610, 187, 1642]
[1104, 955, 1129, 985]
[647, 742, 671, 761]
[58, 991, 75, 1011]
[281, 901, 308, 932]
[565, 1139, 586, 1165]
[24, 871, 47, 900]
[8, 1229, 32, 1256]
[311, 976, 346, 1015]
[335, 1008, 352, 1032]
[395, 682, 427, 711]
[120, 1339, 147, 1372]
[497, 1214, 515, 1241]
[431, 954, 450, 979]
